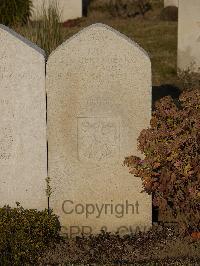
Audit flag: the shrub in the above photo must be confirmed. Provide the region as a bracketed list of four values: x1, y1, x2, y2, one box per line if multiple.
[176, 66, 200, 92]
[107, 0, 151, 18]
[124, 88, 200, 235]
[0, 203, 61, 265]
[160, 6, 178, 21]
[0, 0, 33, 26]
[17, 0, 63, 57]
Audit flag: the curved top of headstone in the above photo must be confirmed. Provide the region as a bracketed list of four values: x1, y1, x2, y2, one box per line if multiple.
[48, 23, 150, 60]
[0, 24, 46, 57]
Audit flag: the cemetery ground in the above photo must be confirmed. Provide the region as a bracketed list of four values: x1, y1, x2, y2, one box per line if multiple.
[1, 1, 200, 265]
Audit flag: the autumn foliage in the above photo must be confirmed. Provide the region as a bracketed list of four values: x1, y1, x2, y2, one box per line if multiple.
[124, 88, 200, 234]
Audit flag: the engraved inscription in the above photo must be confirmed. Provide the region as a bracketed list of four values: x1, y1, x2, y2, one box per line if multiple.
[0, 126, 14, 160]
[78, 117, 120, 162]
[0, 99, 13, 117]
[75, 55, 134, 65]
[87, 98, 111, 106]
[0, 99, 15, 161]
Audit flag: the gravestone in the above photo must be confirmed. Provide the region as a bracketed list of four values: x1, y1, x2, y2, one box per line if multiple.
[47, 23, 152, 237]
[0, 25, 47, 210]
[178, 0, 200, 72]
[164, 0, 178, 8]
[31, 0, 82, 22]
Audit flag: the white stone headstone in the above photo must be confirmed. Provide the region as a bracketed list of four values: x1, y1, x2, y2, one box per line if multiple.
[31, 0, 82, 22]
[178, 0, 200, 72]
[0, 25, 47, 210]
[47, 23, 152, 238]
[164, 0, 178, 8]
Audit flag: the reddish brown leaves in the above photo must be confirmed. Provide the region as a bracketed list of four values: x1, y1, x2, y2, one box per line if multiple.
[124, 88, 200, 232]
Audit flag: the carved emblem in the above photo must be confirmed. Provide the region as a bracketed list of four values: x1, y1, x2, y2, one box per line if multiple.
[78, 117, 120, 162]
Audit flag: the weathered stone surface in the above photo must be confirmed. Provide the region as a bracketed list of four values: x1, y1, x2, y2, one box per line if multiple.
[31, 0, 82, 22]
[47, 23, 152, 237]
[178, 0, 200, 72]
[164, 0, 178, 8]
[0, 25, 47, 210]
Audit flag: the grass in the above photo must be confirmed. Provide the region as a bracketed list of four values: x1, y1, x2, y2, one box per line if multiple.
[13, 0, 63, 57]
[12, 0, 178, 86]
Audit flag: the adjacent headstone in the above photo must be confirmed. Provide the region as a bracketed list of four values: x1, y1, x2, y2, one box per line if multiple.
[47, 23, 152, 238]
[164, 0, 178, 8]
[0, 25, 47, 210]
[31, 0, 82, 22]
[178, 0, 200, 72]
